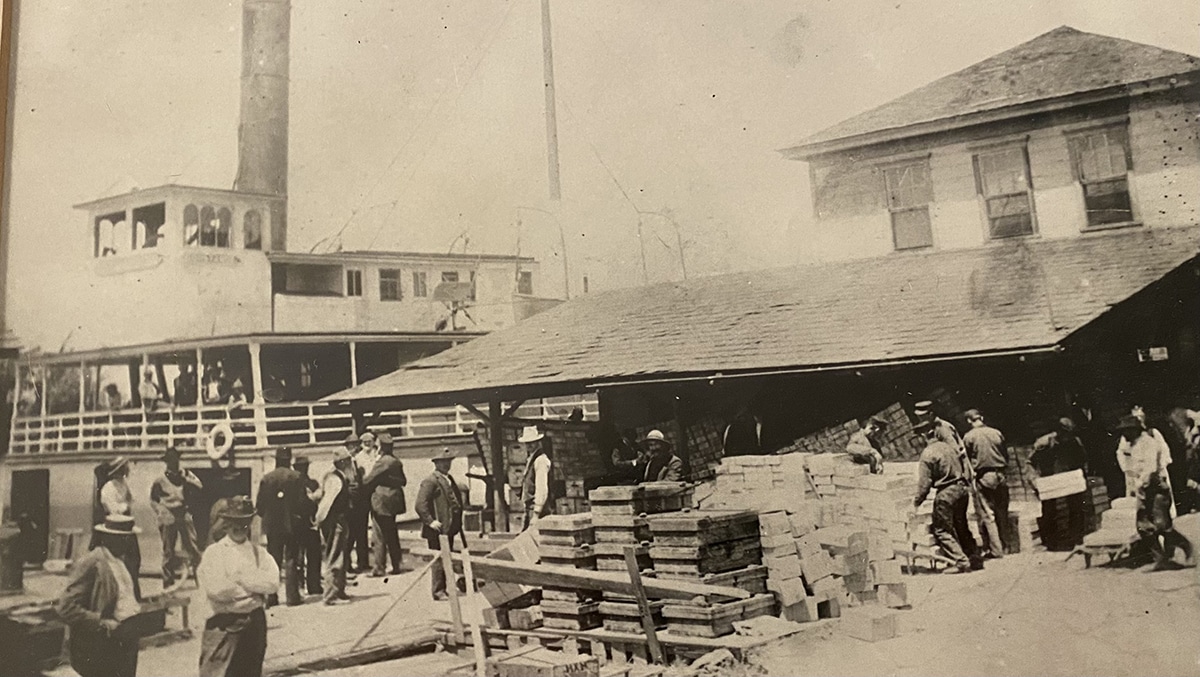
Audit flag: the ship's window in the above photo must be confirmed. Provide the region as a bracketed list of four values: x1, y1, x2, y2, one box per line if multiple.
[184, 204, 200, 245]
[94, 210, 126, 257]
[346, 269, 363, 297]
[244, 210, 263, 250]
[132, 203, 166, 249]
[413, 271, 428, 297]
[517, 270, 534, 295]
[199, 206, 217, 246]
[379, 269, 402, 301]
[216, 208, 232, 248]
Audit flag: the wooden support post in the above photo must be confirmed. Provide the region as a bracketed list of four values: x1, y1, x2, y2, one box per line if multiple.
[462, 544, 476, 594]
[348, 341, 358, 387]
[501, 400, 527, 419]
[471, 623, 487, 677]
[624, 547, 665, 665]
[248, 342, 268, 448]
[462, 402, 490, 425]
[489, 400, 508, 531]
[441, 534, 465, 646]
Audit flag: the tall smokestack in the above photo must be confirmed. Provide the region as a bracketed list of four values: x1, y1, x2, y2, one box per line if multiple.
[234, 0, 290, 251]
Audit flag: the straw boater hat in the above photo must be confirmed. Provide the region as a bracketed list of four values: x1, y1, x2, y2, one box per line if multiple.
[94, 514, 141, 535]
[517, 426, 544, 444]
[333, 448, 353, 463]
[108, 456, 130, 477]
[641, 430, 672, 448]
[913, 401, 934, 416]
[913, 419, 935, 433]
[217, 496, 256, 521]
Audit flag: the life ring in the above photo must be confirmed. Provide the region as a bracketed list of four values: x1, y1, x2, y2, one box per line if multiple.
[206, 422, 235, 460]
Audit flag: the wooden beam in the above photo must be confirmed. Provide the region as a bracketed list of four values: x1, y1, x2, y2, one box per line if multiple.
[625, 547, 665, 664]
[501, 400, 527, 419]
[441, 535, 465, 646]
[454, 556, 749, 602]
[461, 402, 490, 425]
[489, 400, 508, 531]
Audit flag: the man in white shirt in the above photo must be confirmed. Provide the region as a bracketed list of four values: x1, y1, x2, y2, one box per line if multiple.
[518, 426, 553, 532]
[1116, 414, 1194, 569]
[99, 456, 142, 600]
[197, 496, 279, 677]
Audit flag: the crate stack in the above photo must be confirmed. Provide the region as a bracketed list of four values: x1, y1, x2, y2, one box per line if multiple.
[708, 453, 816, 511]
[1083, 477, 1110, 533]
[647, 510, 776, 638]
[536, 513, 603, 631]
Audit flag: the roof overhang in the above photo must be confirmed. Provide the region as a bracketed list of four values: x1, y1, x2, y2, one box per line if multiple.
[782, 73, 1199, 162]
[73, 184, 283, 211]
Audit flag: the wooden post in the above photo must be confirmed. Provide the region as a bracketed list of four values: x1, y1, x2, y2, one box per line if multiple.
[248, 342, 268, 448]
[77, 361, 87, 415]
[623, 547, 665, 665]
[349, 341, 358, 387]
[489, 400, 508, 531]
[462, 544, 476, 594]
[471, 623, 487, 677]
[441, 534, 465, 646]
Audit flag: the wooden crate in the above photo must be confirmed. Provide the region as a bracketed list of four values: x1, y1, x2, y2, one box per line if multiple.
[599, 600, 666, 633]
[649, 536, 762, 576]
[654, 564, 768, 598]
[487, 645, 599, 677]
[660, 594, 776, 638]
[647, 511, 760, 547]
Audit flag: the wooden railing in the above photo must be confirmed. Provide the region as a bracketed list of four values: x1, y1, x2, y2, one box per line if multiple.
[7, 394, 599, 455]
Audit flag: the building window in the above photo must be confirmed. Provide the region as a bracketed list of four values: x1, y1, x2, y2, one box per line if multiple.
[379, 268, 402, 301]
[132, 203, 165, 249]
[413, 271, 428, 297]
[469, 271, 477, 301]
[346, 269, 363, 297]
[517, 270, 534, 295]
[441, 271, 459, 284]
[883, 160, 933, 250]
[244, 210, 263, 250]
[1068, 125, 1134, 227]
[974, 146, 1036, 239]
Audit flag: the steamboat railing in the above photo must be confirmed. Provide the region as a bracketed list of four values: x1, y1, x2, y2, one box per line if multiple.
[8, 394, 599, 455]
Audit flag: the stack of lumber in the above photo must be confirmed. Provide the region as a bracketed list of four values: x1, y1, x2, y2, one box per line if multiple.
[537, 514, 603, 630]
[708, 454, 816, 511]
[645, 510, 774, 638]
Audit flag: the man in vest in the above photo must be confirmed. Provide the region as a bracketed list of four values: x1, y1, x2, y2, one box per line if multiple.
[150, 446, 204, 589]
[316, 449, 355, 605]
[56, 515, 144, 677]
[416, 448, 465, 600]
[518, 426, 553, 531]
[255, 447, 304, 606]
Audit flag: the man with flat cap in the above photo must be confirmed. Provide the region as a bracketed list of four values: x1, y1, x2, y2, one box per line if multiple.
[150, 446, 204, 589]
[256, 447, 304, 606]
[57, 514, 145, 677]
[363, 432, 407, 575]
[416, 448, 465, 600]
[197, 496, 279, 677]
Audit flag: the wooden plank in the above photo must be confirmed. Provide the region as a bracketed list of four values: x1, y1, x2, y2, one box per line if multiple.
[442, 535, 465, 646]
[625, 547, 665, 665]
[455, 555, 750, 601]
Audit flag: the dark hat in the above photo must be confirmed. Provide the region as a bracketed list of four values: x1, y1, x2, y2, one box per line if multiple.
[343, 432, 360, 445]
[275, 447, 292, 463]
[162, 446, 181, 461]
[377, 432, 394, 449]
[108, 456, 130, 477]
[94, 514, 141, 536]
[293, 456, 310, 467]
[1114, 414, 1143, 432]
[965, 409, 983, 421]
[217, 496, 256, 521]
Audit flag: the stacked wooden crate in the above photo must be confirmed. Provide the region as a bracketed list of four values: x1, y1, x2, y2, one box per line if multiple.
[1083, 477, 1110, 533]
[587, 483, 693, 571]
[537, 514, 602, 630]
[708, 453, 816, 512]
[647, 510, 775, 638]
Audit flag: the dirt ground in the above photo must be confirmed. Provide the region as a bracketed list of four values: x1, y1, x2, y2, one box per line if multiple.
[23, 519, 1200, 677]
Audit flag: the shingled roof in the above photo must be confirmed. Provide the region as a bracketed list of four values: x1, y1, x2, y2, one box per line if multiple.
[786, 26, 1200, 157]
[328, 226, 1200, 405]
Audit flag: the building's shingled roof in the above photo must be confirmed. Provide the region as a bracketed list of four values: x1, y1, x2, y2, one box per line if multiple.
[329, 227, 1200, 404]
[790, 26, 1200, 153]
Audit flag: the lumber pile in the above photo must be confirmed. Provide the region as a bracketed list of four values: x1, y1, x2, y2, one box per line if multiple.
[708, 454, 816, 511]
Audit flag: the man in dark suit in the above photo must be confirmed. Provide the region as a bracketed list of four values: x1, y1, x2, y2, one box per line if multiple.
[416, 448, 464, 600]
[640, 430, 683, 482]
[255, 447, 303, 606]
[363, 432, 407, 576]
[293, 456, 323, 595]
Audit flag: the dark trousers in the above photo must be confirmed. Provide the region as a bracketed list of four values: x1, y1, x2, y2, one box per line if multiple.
[932, 483, 979, 568]
[69, 630, 138, 677]
[265, 532, 302, 605]
[298, 527, 323, 594]
[160, 511, 202, 588]
[198, 607, 267, 677]
[344, 503, 371, 572]
[121, 539, 142, 601]
[371, 511, 403, 574]
[321, 516, 349, 603]
[426, 533, 457, 598]
[976, 470, 1010, 556]
[1137, 482, 1195, 566]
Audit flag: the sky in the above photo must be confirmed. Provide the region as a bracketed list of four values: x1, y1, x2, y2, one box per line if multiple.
[4, 0, 1199, 350]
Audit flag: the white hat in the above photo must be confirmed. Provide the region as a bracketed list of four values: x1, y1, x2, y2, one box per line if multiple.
[642, 430, 671, 447]
[518, 426, 544, 443]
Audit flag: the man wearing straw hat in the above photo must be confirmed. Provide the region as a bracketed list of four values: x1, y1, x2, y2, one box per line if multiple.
[99, 456, 142, 600]
[518, 425, 554, 531]
[56, 514, 144, 677]
[639, 430, 683, 483]
[197, 496, 279, 677]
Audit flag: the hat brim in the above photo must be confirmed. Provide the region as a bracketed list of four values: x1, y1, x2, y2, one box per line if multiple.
[94, 525, 142, 535]
[517, 433, 544, 443]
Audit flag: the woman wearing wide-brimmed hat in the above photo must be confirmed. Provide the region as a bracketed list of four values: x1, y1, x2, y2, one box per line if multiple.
[197, 496, 279, 677]
[56, 515, 144, 677]
[98, 456, 142, 600]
